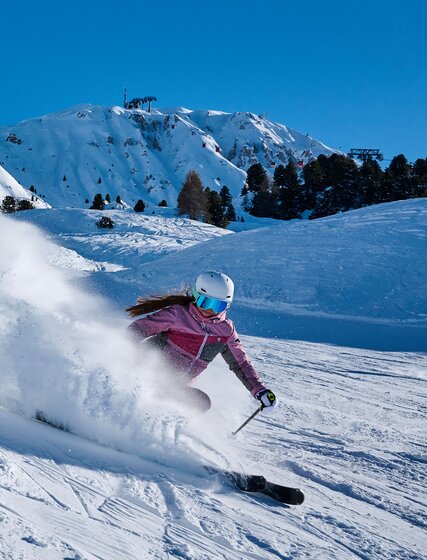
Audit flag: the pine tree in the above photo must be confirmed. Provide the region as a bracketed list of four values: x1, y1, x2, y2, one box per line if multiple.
[105, 193, 111, 203]
[276, 162, 301, 219]
[89, 193, 105, 210]
[412, 158, 427, 197]
[134, 199, 146, 212]
[311, 155, 358, 218]
[225, 203, 237, 222]
[17, 199, 35, 211]
[1, 196, 16, 213]
[372, 155, 411, 204]
[375, 169, 395, 202]
[177, 170, 207, 220]
[316, 154, 333, 184]
[310, 187, 337, 219]
[116, 195, 122, 204]
[250, 173, 276, 218]
[358, 159, 383, 205]
[302, 159, 326, 209]
[273, 164, 287, 188]
[246, 163, 268, 193]
[220, 185, 236, 221]
[96, 216, 115, 229]
[244, 163, 271, 216]
[386, 154, 412, 201]
[219, 185, 232, 207]
[332, 155, 358, 208]
[205, 188, 229, 228]
[389, 153, 411, 177]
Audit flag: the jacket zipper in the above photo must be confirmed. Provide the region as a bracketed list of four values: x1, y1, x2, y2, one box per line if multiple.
[188, 319, 209, 372]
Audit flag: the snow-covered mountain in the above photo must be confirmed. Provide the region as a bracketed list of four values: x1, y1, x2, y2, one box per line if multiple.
[0, 104, 337, 209]
[0, 164, 50, 208]
[0, 200, 426, 559]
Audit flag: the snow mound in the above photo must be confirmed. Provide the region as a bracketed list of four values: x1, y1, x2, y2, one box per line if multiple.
[111, 199, 427, 350]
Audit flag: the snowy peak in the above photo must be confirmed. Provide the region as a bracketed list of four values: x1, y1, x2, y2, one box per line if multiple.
[0, 104, 337, 209]
[187, 108, 330, 169]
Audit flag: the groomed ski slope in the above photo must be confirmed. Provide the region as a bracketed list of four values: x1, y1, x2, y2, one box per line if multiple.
[0, 200, 426, 559]
[0, 339, 425, 560]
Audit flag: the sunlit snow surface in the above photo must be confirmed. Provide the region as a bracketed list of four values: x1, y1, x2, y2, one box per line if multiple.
[0, 201, 426, 559]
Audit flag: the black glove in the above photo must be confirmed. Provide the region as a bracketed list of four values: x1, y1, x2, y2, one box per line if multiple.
[255, 389, 277, 410]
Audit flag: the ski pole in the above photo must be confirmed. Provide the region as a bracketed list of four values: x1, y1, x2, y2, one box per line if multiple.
[232, 404, 264, 436]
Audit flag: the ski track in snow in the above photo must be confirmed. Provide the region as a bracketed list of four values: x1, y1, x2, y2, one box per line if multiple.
[0, 336, 426, 559]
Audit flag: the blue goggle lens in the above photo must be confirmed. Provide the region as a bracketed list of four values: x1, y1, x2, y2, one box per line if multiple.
[195, 293, 228, 313]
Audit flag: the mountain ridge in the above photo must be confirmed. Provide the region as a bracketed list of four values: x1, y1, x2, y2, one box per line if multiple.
[0, 104, 338, 209]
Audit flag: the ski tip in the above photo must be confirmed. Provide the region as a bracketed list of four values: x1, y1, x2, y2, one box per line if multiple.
[294, 489, 305, 505]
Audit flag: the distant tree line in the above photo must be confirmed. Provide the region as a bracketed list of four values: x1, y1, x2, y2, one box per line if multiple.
[242, 154, 427, 220]
[1, 195, 35, 213]
[177, 170, 236, 228]
[89, 193, 120, 210]
[88, 192, 151, 213]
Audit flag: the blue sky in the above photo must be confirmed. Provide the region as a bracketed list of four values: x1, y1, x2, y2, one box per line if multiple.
[3, 0, 426, 162]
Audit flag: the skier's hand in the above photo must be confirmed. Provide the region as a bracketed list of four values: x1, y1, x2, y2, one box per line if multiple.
[256, 389, 277, 411]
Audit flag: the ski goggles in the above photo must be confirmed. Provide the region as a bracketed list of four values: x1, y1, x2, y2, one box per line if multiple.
[193, 291, 228, 314]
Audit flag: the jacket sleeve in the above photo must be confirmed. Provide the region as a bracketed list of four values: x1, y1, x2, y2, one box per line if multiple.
[128, 305, 177, 340]
[221, 326, 266, 397]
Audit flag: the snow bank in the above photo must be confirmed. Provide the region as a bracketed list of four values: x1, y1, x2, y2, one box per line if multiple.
[0, 215, 247, 471]
[115, 199, 427, 351]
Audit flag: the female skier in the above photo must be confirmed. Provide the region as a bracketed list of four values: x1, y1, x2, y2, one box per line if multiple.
[126, 271, 277, 413]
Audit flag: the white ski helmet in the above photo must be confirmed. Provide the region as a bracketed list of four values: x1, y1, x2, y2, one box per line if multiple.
[193, 271, 234, 309]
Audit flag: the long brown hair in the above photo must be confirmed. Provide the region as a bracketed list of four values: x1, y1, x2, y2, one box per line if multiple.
[125, 291, 194, 318]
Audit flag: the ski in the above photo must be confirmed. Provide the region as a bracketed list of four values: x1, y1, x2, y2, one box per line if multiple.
[205, 467, 305, 505]
[32, 414, 304, 505]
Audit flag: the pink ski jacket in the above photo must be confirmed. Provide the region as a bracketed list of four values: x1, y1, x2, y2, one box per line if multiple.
[129, 303, 266, 397]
